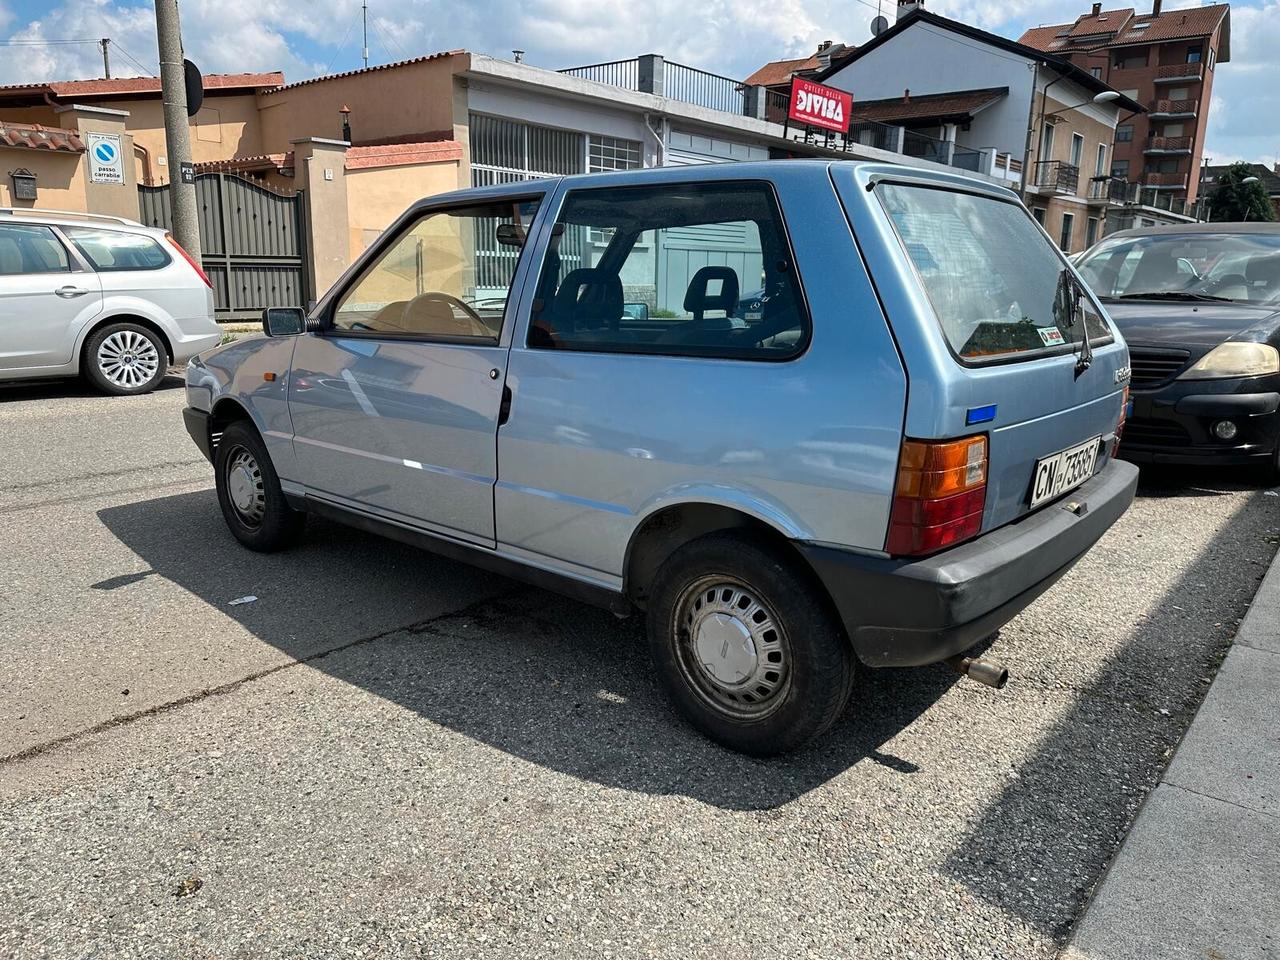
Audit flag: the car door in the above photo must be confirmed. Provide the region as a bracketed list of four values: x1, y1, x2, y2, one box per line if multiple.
[0, 222, 102, 370]
[287, 191, 547, 547]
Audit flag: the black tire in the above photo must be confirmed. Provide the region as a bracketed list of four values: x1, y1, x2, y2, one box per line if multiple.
[647, 532, 855, 756]
[214, 420, 306, 552]
[83, 322, 168, 395]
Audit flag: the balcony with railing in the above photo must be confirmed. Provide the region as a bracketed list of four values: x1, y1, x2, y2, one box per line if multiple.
[1089, 176, 1130, 202]
[1145, 136, 1194, 154]
[1143, 171, 1190, 189]
[1154, 61, 1204, 83]
[1033, 159, 1080, 193]
[1088, 177, 1208, 218]
[559, 57, 744, 113]
[1149, 99, 1198, 118]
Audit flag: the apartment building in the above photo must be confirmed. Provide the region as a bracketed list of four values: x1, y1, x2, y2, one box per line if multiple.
[1020, 2, 1231, 207]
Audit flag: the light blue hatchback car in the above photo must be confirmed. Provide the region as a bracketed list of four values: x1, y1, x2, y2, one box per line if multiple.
[184, 161, 1137, 755]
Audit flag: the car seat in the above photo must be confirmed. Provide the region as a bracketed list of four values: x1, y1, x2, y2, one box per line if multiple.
[1245, 253, 1280, 303]
[656, 266, 743, 345]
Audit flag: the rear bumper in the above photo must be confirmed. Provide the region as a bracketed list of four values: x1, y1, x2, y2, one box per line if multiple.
[796, 458, 1139, 667]
[183, 406, 214, 463]
[172, 331, 222, 366]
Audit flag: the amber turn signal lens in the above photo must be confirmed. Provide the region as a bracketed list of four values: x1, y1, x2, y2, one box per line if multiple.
[896, 436, 987, 500]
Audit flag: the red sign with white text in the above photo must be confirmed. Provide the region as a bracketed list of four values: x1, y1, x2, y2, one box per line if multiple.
[788, 77, 853, 133]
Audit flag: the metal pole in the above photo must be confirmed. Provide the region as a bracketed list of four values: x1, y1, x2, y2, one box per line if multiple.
[362, 0, 369, 68]
[154, 0, 201, 261]
[100, 39, 111, 79]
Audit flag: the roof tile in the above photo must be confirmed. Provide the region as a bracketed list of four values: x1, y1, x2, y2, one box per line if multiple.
[0, 122, 86, 153]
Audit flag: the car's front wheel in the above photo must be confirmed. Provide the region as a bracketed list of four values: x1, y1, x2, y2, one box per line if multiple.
[83, 322, 167, 395]
[647, 533, 855, 756]
[214, 420, 306, 552]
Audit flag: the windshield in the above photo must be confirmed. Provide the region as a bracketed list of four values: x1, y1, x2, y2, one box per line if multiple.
[877, 184, 1109, 361]
[1078, 232, 1280, 304]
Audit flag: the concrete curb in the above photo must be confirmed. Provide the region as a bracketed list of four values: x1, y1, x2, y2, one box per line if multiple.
[1062, 534, 1280, 960]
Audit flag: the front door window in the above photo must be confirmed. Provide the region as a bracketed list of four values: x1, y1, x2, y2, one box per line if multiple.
[332, 199, 541, 340]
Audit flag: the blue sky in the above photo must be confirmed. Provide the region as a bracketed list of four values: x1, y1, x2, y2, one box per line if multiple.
[1, 0, 1275, 165]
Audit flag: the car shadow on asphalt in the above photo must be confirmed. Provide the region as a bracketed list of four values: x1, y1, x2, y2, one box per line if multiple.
[938, 466, 1279, 942]
[0, 374, 186, 403]
[97, 488, 968, 812]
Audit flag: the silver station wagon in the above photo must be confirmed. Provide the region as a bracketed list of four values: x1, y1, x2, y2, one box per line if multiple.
[183, 161, 1137, 755]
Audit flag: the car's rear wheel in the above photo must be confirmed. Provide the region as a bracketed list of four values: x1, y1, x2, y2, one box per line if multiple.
[647, 532, 855, 756]
[214, 420, 305, 552]
[83, 322, 167, 395]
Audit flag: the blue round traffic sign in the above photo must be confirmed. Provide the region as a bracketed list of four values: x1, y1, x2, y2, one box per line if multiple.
[93, 140, 117, 164]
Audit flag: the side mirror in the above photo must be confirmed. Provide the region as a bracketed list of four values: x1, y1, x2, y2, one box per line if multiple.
[262, 306, 307, 337]
[495, 223, 526, 248]
[622, 302, 649, 321]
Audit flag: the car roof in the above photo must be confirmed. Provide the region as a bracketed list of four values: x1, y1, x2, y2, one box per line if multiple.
[1105, 222, 1280, 239]
[399, 159, 1018, 217]
[0, 208, 162, 235]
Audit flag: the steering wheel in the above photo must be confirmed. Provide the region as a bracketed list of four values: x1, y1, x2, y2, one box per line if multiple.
[403, 292, 493, 337]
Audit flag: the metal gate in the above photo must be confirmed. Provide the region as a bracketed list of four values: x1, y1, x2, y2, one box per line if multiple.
[138, 173, 308, 318]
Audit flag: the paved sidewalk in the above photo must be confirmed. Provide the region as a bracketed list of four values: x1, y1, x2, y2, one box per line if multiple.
[1064, 540, 1280, 960]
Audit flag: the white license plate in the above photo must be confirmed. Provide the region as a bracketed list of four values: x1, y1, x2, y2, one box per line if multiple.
[1030, 437, 1101, 508]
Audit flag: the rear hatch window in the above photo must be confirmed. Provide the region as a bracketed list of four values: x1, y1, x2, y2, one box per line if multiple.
[877, 184, 1111, 362]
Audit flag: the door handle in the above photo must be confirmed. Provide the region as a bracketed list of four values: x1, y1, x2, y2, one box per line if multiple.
[55, 286, 90, 299]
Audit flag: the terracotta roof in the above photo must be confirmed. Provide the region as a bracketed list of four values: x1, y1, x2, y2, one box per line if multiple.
[0, 72, 284, 101]
[851, 86, 1008, 123]
[0, 122, 86, 153]
[195, 153, 294, 174]
[1019, 3, 1229, 54]
[262, 51, 465, 95]
[744, 56, 821, 87]
[345, 141, 463, 169]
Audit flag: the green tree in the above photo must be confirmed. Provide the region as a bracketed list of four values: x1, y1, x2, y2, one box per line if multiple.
[1207, 162, 1276, 222]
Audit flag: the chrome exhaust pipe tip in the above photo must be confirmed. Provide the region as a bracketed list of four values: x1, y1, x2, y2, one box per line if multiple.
[945, 655, 1009, 690]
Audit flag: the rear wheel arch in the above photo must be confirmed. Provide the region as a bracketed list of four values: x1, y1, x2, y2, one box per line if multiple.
[623, 502, 820, 610]
[79, 313, 175, 367]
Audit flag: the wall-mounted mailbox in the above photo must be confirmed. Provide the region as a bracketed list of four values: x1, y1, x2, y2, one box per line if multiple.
[9, 168, 37, 201]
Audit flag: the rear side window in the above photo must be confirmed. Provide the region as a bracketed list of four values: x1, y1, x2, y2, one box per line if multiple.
[0, 224, 71, 275]
[877, 184, 1109, 362]
[528, 181, 809, 360]
[63, 227, 169, 272]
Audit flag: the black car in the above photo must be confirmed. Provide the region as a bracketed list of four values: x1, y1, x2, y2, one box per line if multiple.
[1077, 223, 1280, 478]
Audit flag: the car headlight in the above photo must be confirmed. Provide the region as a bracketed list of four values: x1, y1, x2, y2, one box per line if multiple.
[1180, 342, 1280, 380]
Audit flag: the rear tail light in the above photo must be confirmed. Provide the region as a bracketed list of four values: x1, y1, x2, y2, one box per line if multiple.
[886, 435, 988, 556]
[165, 232, 212, 289]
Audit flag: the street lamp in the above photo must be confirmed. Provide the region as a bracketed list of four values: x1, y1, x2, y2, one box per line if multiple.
[1043, 90, 1120, 121]
[1243, 176, 1261, 221]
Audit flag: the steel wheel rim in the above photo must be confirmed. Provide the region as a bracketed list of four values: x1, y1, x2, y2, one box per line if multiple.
[225, 445, 266, 527]
[97, 330, 161, 389]
[672, 575, 791, 721]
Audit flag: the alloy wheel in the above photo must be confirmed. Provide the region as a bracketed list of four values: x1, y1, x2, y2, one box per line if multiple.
[96, 330, 161, 390]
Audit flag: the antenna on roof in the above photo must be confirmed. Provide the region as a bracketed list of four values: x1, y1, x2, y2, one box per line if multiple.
[361, 0, 369, 68]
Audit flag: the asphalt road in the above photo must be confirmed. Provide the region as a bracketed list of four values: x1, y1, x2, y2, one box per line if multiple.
[2, 375, 1278, 959]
